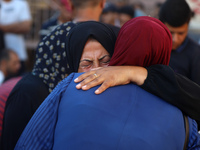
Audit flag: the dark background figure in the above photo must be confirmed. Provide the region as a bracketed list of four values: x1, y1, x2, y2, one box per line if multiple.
[39, 0, 72, 40]
[100, 2, 119, 27]
[118, 5, 134, 27]
[159, 0, 200, 86]
[132, 1, 146, 17]
[0, 49, 21, 85]
[0, 0, 32, 75]
[0, 30, 5, 51]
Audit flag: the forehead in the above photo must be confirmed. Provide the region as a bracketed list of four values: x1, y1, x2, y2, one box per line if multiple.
[81, 39, 109, 59]
[164, 22, 188, 33]
[9, 52, 19, 60]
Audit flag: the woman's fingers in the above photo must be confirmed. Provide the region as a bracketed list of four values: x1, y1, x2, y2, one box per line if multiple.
[74, 71, 93, 83]
[82, 77, 103, 90]
[95, 81, 111, 94]
[75, 72, 100, 89]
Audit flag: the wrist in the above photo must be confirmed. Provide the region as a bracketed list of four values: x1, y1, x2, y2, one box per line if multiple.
[129, 66, 147, 86]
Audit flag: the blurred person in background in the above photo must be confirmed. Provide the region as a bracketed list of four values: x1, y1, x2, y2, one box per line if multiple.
[151, 2, 163, 19]
[159, 0, 200, 85]
[118, 5, 134, 27]
[39, 0, 72, 40]
[133, 2, 146, 18]
[0, 76, 22, 139]
[0, 0, 32, 75]
[100, 2, 119, 27]
[0, 30, 5, 51]
[0, 49, 21, 85]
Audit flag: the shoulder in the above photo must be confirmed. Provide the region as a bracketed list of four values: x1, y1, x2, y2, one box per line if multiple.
[42, 21, 76, 41]
[187, 38, 200, 51]
[8, 73, 48, 99]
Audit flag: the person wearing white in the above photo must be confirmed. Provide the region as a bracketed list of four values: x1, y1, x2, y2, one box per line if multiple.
[0, 70, 5, 85]
[0, 0, 32, 62]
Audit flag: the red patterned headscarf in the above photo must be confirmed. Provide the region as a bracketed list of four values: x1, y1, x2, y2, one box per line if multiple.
[109, 16, 172, 67]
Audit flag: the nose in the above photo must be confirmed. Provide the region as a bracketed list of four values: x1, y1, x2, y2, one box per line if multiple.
[91, 61, 100, 70]
[172, 33, 178, 43]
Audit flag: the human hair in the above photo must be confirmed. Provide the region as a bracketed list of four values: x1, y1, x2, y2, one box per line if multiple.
[159, 0, 192, 27]
[118, 5, 134, 18]
[71, 0, 102, 8]
[102, 2, 118, 14]
[0, 49, 12, 62]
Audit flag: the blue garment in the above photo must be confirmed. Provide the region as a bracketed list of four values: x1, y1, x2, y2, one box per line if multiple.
[15, 73, 200, 150]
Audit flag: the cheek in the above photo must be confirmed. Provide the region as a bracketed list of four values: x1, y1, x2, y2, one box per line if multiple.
[78, 67, 90, 73]
[100, 64, 109, 68]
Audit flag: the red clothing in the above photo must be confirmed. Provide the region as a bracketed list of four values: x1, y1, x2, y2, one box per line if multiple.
[109, 16, 172, 67]
[0, 77, 22, 137]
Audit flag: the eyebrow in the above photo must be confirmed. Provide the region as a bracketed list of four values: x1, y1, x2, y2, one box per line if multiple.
[79, 59, 92, 62]
[99, 55, 110, 61]
[80, 55, 110, 62]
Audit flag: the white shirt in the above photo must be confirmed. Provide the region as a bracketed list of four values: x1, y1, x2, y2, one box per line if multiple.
[0, 0, 32, 61]
[0, 70, 5, 85]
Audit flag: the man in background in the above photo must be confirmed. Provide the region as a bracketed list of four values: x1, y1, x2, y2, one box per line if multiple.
[0, 49, 21, 85]
[159, 0, 200, 85]
[0, 0, 32, 74]
[118, 5, 134, 27]
[100, 2, 119, 27]
[39, 0, 72, 40]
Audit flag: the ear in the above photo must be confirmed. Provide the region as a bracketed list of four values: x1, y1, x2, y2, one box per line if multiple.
[100, 0, 106, 9]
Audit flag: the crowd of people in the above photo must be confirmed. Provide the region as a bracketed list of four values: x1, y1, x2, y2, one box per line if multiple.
[0, 0, 200, 149]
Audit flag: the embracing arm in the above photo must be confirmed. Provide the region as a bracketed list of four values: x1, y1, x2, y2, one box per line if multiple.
[141, 65, 200, 123]
[75, 65, 200, 123]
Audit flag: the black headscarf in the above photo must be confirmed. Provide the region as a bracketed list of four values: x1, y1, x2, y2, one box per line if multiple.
[66, 21, 119, 72]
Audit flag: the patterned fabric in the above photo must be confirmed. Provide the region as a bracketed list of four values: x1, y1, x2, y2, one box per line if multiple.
[0, 77, 22, 137]
[32, 21, 76, 92]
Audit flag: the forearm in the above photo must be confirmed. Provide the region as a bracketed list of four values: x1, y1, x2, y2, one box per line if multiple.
[127, 66, 148, 86]
[0, 21, 31, 34]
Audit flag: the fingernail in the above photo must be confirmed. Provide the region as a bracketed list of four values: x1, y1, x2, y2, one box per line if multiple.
[95, 89, 99, 94]
[76, 84, 81, 88]
[82, 85, 87, 89]
[74, 78, 78, 82]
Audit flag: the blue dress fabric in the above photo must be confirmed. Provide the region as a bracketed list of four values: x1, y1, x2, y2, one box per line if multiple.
[15, 73, 200, 150]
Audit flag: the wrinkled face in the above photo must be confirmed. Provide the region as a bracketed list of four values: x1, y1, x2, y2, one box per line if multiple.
[6, 52, 21, 75]
[165, 22, 188, 50]
[78, 39, 110, 73]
